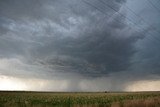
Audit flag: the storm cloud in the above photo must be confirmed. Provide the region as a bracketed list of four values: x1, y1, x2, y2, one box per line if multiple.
[0, 0, 160, 91]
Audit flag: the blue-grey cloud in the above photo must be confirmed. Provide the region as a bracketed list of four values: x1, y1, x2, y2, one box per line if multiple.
[0, 0, 147, 76]
[0, 0, 160, 91]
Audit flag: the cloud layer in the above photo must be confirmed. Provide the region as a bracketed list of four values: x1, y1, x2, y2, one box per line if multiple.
[0, 0, 160, 91]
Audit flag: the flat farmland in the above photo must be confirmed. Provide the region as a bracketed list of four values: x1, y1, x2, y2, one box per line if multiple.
[0, 91, 160, 107]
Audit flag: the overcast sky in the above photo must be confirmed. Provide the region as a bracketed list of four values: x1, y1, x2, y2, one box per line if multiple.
[0, 0, 160, 91]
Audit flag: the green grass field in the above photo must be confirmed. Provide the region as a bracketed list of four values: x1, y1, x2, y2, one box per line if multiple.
[0, 91, 160, 107]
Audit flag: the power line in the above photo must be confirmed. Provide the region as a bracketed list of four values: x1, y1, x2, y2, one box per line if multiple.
[98, 0, 160, 45]
[96, 0, 160, 63]
[147, 0, 160, 13]
[82, 0, 122, 28]
[99, 0, 138, 26]
[82, 0, 136, 27]
[99, 0, 160, 36]
[82, 0, 160, 46]
[123, 4, 160, 41]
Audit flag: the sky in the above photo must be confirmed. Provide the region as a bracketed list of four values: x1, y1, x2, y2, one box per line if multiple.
[0, 0, 160, 91]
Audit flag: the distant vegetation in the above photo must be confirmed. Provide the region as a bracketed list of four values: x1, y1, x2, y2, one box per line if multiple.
[0, 91, 160, 107]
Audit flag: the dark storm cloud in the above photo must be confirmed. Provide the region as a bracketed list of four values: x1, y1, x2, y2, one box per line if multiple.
[130, 33, 160, 75]
[36, 25, 143, 75]
[0, 0, 45, 20]
[0, 0, 152, 78]
[0, 17, 11, 35]
[1, 0, 160, 91]
[22, 0, 144, 75]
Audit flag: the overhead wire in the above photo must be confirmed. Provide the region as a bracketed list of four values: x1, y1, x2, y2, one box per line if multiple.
[82, 0, 160, 46]
[99, 0, 160, 42]
[147, 0, 160, 13]
[123, 3, 160, 42]
[97, 0, 160, 63]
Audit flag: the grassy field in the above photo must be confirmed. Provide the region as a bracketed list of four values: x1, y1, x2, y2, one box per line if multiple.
[0, 91, 160, 107]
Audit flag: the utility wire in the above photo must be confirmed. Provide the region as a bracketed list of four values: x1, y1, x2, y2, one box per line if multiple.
[147, 0, 160, 13]
[82, 0, 160, 46]
[124, 4, 160, 41]
[83, 0, 121, 28]
[98, 0, 160, 42]
[98, 0, 139, 26]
